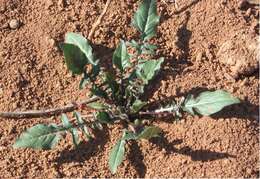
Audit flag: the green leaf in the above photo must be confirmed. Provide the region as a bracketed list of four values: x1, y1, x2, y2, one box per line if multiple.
[113, 40, 130, 72]
[130, 99, 147, 113]
[61, 43, 88, 75]
[74, 111, 92, 140]
[61, 114, 79, 147]
[136, 58, 164, 84]
[87, 102, 108, 110]
[13, 124, 61, 150]
[96, 111, 113, 124]
[183, 90, 240, 116]
[65, 32, 96, 65]
[122, 130, 137, 140]
[137, 126, 162, 140]
[132, 0, 160, 41]
[109, 138, 126, 174]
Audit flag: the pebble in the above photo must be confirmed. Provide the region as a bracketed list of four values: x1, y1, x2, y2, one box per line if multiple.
[9, 19, 20, 29]
[196, 51, 203, 62]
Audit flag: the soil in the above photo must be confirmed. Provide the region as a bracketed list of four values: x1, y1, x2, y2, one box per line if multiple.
[0, 0, 259, 178]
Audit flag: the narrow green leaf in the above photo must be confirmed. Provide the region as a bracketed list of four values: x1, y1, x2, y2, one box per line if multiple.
[137, 126, 162, 140]
[113, 40, 130, 72]
[61, 114, 79, 147]
[87, 102, 108, 110]
[74, 111, 92, 140]
[61, 43, 88, 74]
[13, 124, 61, 150]
[65, 32, 96, 65]
[183, 90, 240, 116]
[132, 0, 160, 41]
[109, 138, 126, 174]
[96, 111, 113, 124]
[136, 58, 164, 84]
[130, 99, 147, 113]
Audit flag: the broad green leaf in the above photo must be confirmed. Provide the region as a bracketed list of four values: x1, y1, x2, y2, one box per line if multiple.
[61, 43, 88, 74]
[130, 99, 147, 113]
[65, 32, 96, 65]
[136, 58, 164, 84]
[183, 90, 240, 116]
[87, 102, 108, 110]
[137, 126, 162, 140]
[132, 0, 160, 41]
[61, 114, 79, 147]
[13, 124, 61, 150]
[109, 138, 126, 174]
[74, 111, 92, 140]
[96, 111, 113, 124]
[113, 40, 130, 72]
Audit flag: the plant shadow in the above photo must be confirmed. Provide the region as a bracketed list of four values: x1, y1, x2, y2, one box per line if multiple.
[54, 126, 109, 165]
[150, 134, 235, 162]
[127, 141, 147, 178]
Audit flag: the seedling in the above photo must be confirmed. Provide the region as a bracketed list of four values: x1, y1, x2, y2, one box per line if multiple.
[13, 0, 240, 174]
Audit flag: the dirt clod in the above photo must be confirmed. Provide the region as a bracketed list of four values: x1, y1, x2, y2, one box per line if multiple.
[216, 31, 259, 78]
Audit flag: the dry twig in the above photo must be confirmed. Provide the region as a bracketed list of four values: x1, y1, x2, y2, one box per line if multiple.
[88, 0, 112, 40]
[0, 97, 99, 119]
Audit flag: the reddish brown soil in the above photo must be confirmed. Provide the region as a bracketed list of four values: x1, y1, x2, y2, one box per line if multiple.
[0, 0, 259, 177]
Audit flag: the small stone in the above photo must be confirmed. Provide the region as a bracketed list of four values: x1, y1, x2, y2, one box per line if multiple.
[48, 38, 55, 47]
[9, 19, 20, 29]
[196, 51, 203, 62]
[0, 88, 3, 95]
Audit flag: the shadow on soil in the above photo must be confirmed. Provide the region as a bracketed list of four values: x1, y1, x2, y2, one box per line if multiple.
[150, 135, 235, 162]
[128, 141, 147, 178]
[54, 126, 109, 169]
